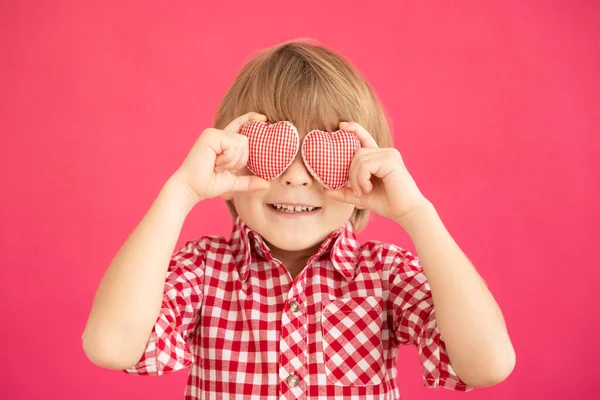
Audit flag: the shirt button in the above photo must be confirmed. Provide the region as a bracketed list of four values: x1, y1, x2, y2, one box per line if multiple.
[289, 300, 300, 313]
[287, 374, 299, 388]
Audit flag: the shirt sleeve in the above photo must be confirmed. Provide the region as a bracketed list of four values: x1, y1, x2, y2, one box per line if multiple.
[388, 247, 473, 391]
[124, 240, 205, 376]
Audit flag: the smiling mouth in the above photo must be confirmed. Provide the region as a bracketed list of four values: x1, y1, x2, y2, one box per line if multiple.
[267, 203, 322, 214]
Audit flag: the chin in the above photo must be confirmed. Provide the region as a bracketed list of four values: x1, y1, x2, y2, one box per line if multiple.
[262, 228, 322, 251]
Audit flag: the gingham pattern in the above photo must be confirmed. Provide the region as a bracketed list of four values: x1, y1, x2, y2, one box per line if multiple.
[123, 216, 473, 399]
[240, 120, 300, 181]
[301, 129, 361, 190]
[322, 297, 385, 386]
[240, 120, 360, 190]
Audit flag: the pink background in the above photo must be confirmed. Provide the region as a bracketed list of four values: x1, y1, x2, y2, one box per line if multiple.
[1, 1, 598, 399]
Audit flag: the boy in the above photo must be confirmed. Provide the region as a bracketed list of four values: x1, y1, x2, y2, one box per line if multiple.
[82, 40, 515, 399]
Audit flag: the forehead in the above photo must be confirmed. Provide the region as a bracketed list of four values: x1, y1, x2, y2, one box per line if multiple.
[283, 117, 341, 136]
[295, 125, 339, 139]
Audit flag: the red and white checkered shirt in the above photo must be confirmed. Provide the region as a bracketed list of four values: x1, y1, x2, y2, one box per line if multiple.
[125, 216, 472, 399]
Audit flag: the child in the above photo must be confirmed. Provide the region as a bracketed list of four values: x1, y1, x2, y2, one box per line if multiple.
[82, 39, 515, 399]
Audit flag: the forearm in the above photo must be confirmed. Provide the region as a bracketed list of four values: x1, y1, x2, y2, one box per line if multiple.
[82, 173, 196, 369]
[398, 202, 515, 387]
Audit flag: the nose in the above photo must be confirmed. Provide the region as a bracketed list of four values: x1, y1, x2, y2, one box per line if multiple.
[278, 152, 313, 187]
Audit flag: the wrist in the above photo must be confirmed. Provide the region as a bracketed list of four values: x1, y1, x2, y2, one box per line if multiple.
[163, 173, 201, 214]
[395, 200, 437, 232]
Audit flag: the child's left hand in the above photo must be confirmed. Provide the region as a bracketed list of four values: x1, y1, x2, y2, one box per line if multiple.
[324, 121, 432, 225]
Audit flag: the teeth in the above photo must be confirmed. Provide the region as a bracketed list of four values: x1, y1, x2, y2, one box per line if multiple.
[271, 204, 317, 213]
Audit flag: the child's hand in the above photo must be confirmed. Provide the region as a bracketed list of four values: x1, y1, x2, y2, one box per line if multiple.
[324, 122, 432, 225]
[172, 112, 271, 205]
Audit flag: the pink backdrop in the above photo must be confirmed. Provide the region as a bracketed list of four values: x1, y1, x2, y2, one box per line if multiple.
[1, 1, 598, 399]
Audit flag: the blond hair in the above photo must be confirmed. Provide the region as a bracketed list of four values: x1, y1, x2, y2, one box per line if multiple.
[214, 39, 394, 232]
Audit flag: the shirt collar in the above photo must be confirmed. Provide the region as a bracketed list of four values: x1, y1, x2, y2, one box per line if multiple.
[230, 216, 359, 283]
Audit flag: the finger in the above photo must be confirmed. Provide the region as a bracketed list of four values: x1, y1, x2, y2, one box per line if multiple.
[347, 149, 366, 197]
[215, 154, 229, 166]
[348, 151, 380, 196]
[224, 112, 268, 133]
[215, 133, 248, 171]
[357, 159, 379, 194]
[214, 148, 236, 167]
[324, 187, 362, 207]
[361, 153, 397, 182]
[217, 151, 243, 173]
[219, 140, 246, 169]
[357, 153, 385, 194]
[348, 155, 362, 197]
[214, 144, 242, 172]
[228, 142, 249, 173]
[339, 121, 378, 148]
[230, 142, 249, 173]
[229, 175, 271, 192]
[215, 149, 234, 166]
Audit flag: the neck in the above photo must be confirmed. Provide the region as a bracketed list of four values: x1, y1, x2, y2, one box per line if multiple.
[266, 241, 321, 280]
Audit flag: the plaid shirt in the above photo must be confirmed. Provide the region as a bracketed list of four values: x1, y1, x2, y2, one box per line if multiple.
[124, 216, 472, 399]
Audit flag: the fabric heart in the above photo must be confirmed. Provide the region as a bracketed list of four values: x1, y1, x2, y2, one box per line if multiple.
[239, 120, 300, 181]
[301, 129, 361, 190]
[240, 120, 361, 190]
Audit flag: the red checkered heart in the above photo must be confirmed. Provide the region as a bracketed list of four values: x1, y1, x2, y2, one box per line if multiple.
[301, 129, 361, 190]
[239, 120, 300, 181]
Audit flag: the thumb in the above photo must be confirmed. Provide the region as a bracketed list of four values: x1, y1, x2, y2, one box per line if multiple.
[229, 175, 271, 192]
[325, 187, 362, 206]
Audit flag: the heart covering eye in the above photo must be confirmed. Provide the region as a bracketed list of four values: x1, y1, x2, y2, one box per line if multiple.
[240, 120, 361, 190]
[239, 120, 300, 182]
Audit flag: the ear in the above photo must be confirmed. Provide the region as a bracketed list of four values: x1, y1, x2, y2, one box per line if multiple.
[355, 205, 365, 210]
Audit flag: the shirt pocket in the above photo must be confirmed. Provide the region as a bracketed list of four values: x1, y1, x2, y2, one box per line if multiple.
[321, 296, 385, 386]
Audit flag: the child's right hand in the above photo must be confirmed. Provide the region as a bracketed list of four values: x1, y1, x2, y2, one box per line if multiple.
[172, 112, 271, 205]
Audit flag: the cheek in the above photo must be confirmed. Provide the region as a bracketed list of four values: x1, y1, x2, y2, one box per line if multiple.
[326, 196, 356, 218]
[232, 190, 263, 215]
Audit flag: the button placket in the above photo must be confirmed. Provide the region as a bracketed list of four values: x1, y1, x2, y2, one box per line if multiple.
[279, 287, 308, 398]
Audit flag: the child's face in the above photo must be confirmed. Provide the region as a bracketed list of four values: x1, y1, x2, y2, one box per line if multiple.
[228, 140, 356, 253]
